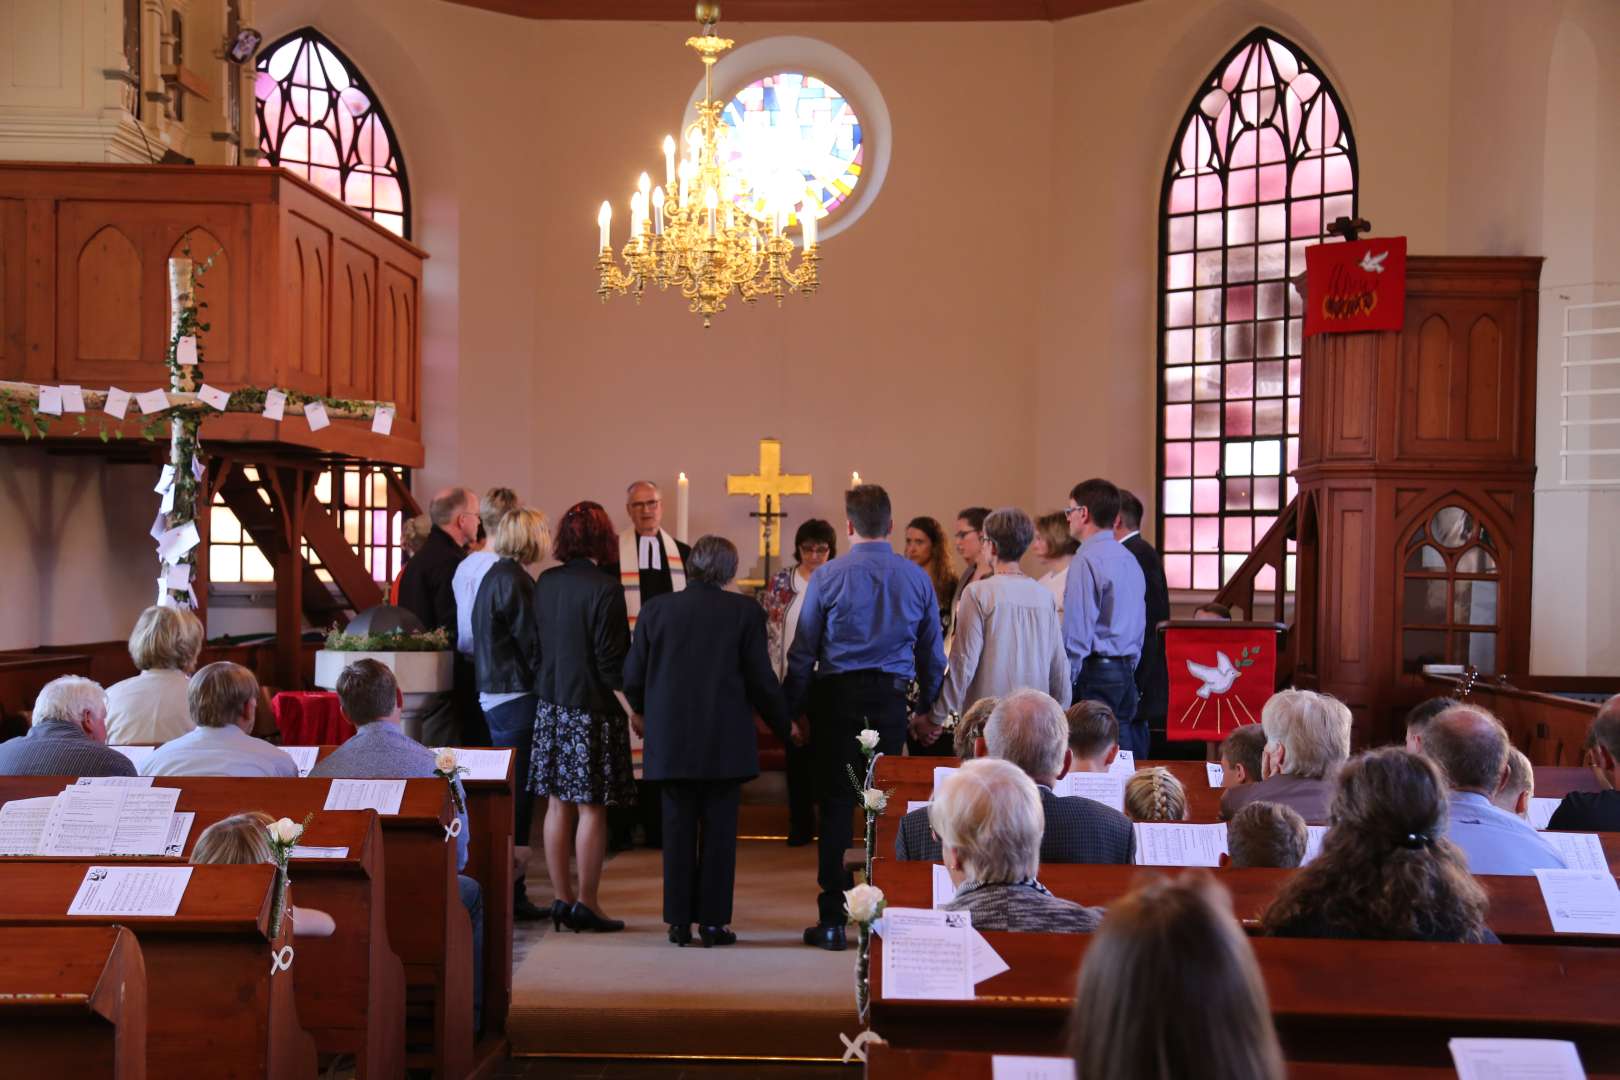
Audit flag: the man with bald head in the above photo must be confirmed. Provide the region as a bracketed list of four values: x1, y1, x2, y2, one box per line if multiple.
[616, 481, 692, 631]
[1421, 704, 1565, 875]
[396, 485, 479, 744]
[894, 688, 1134, 866]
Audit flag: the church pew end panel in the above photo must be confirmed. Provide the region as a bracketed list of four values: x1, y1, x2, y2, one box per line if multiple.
[0, 925, 148, 1079]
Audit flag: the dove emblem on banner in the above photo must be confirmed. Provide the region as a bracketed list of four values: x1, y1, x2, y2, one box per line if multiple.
[1186, 651, 1242, 698]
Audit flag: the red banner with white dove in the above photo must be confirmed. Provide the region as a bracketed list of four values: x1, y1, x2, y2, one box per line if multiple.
[1164, 624, 1277, 742]
[1304, 236, 1407, 336]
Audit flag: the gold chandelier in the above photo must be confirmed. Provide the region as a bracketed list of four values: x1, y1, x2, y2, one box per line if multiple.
[594, 2, 820, 328]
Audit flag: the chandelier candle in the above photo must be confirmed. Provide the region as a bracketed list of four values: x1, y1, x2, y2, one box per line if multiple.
[594, 2, 821, 328]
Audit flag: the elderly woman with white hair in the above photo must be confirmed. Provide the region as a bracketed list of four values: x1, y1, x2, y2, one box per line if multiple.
[105, 604, 205, 745]
[1219, 689, 1352, 825]
[932, 757, 1105, 933]
[0, 676, 136, 777]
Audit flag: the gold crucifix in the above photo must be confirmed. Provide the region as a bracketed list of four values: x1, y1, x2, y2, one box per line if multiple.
[726, 437, 813, 557]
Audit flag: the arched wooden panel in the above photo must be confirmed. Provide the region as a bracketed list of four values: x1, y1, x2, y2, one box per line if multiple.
[170, 228, 231, 373]
[1466, 314, 1503, 442]
[1412, 314, 1452, 441]
[305, 248, 326, 378]
[330, 242, 376, 400]
[286, 236, 306, 380]
[77, 226, 142, 362]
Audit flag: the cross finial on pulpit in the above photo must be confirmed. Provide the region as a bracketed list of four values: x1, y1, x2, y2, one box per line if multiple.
[726, 437, 813, 562]
[1327, 215, 1373, 242]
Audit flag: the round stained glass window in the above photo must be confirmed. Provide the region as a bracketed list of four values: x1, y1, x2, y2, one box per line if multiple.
[718, 72, 862, 226]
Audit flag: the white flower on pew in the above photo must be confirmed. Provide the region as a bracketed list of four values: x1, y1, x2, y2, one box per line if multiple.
[856, 729, 880, 752]
[844, 883, 886, 925]
[434, 748, 469, 814]
[267, 817, 303, 846]
[435, 748, 458, 774]
[862, 787, 889, 813]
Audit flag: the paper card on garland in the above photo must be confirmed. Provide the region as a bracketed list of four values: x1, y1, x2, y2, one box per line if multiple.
[305, 400, 330, 431]
[36, 387, 63, 416]
[154, 464, 176, 493]
[1304, 237, 1407, 336]
[104, 388, 131, 419]
[263, 389, 286, 421]
[198, 383, 230, 410]
[60, 385, 85, 413]
[136, 389, 170, 414]
[165, 563, 191, 590]
[155, 522, 200, 564]
[175, 335, 198, 366]
[371, 406, 394, 436]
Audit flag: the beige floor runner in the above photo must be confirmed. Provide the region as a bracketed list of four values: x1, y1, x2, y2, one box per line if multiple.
[509, 840, 860, 1061]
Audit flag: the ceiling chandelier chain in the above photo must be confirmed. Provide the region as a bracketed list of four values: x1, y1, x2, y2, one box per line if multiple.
[595, 2, 821, 328]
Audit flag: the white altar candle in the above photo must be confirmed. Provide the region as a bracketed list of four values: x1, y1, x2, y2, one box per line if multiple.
[851, 471, 862, 488]
[677, 472, 690, 542]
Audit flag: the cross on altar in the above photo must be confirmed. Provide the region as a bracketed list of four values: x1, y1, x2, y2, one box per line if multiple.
[727, 437, 813, 561]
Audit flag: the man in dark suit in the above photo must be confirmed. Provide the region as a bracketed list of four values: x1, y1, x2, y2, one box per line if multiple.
[623, 535, 793, 947]
[1548, 695, 1620, 832]
[1116, 490, 1182, 759]
[396, 485, 480, 745]
[894, 688, 1134, 865]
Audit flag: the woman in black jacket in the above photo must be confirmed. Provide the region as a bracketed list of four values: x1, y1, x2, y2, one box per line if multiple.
[624, 535, 791, 947]
[532, 501, 635, 933]
[471, 506, 550, 919]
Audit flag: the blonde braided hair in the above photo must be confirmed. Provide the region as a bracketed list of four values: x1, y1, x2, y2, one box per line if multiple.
[1124, 767, 1189, 823]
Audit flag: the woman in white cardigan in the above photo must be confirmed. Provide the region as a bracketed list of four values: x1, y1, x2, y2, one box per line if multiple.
[104, 605, 203, 745]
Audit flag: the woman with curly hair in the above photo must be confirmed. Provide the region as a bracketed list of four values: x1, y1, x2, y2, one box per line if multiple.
[1259, 747, 1496, 943]
[1123, 766, 1189, 823]
[532, 501, 636, 934]
[903, 516, 957, 634]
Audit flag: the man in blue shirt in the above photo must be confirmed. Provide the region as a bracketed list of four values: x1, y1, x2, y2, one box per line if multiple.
[1062, 479, 1149, 758]
[786, 484, 945, 948]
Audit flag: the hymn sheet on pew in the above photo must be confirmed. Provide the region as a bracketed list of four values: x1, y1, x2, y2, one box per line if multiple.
[0, 796, 56, 854]
[931, 864, 956, 908]
[991, 1056, 1077, 1080]
[1541, 832, 1607, 872]
[280, 746, 320, 777]
[290, 846, 350, 859]
[1205, 762, 1224, 787]
[1449, 1038, 1587, 1080]
[907, 801, 930, 814]
[1133, 822, 1228, 867]
[879, 907, 1008, 1000]
[1053, 772, 1125, 812]
[1302, 825, 1328, 864]
[931, 767, 956, 797]
[1534, 869, 1620, 936]
[74, 775, 154, 787]
[1107, 750, 1136, 776]
[1530, 797, 1562, 831]
[324, 779, 406, 815]
[68, 866, 193, 917]
[110, 745, 156, 771]
[432, 747, 513, 781]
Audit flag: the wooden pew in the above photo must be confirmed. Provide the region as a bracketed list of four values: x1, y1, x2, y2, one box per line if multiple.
[0, 862, 316, 1078]
[868, 858, 1620, 947]
[0, 805, 404, 1077]
[870, 931, 1620, 1068]
[0, 925, 147, 1078]
[864, 1045, 1620, 1079]
[0, 776, 470, 1079]
[309, 742, 516, 1051]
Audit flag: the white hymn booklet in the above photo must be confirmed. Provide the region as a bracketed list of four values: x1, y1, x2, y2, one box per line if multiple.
[1542, 832, 1607, 872]
[324, 779, 406, 816]
[931, 766, 957, 798]
[991, 1057, 1077, 1080]
[931, 863, 956, 909]
[1053, 772, 1125, 813]
[906, 801, 930, 814]
[1449, 1038, 1587, 1080]
[1133, 822, 1229, 867]
[164, 812, 195, 857]
[1534, 868, 1620, 936]
[107, 788, 182, 856]
[38, 787, 129, 856]
[879, 907, 975, 1001]
[73, 775, 154, 787]
[290, 846, 350, 859]
[1106, 749, 1136, 776]
[1302, 825, 1329, 865]
[111, 745, 157, 771]
[1530, 797, 1561, 831]
[1205, 762, 1225, 787]
[68, 866, 193, 917]
[431, 747, 513, 782]
[0, 797, 57, 855]
[280, 746, 320, 778]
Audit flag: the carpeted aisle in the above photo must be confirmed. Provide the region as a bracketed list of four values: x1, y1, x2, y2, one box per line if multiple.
[509, 839, 860, 1061]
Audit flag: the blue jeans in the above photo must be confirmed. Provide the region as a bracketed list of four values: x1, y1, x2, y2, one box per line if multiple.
[458, 873, 484, 1033]
[1075, 655, 1146, 759]
[481, 694, 537, 847]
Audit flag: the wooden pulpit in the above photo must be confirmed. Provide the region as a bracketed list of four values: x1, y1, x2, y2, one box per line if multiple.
[1292, 256, 1542, 744]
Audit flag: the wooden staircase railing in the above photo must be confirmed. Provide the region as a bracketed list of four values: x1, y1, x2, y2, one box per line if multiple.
[1212, 497, 1298, 684]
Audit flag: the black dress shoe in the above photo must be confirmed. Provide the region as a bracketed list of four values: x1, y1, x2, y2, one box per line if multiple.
[698, 925, 736, 947]
[549, 900, 573, 932]
[803, 924, 846, 951]
[785, 833, 814, 847]
[513, 895, 548, 921]
[668, 924, 693, 946]
[571, 901, 625, 933]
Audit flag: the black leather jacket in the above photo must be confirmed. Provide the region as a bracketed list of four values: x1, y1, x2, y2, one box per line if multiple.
[471, 558, 541, 694]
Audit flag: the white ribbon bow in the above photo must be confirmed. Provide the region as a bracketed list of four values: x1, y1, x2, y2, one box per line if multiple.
[840, 1029, 884, 1064]
[445, 817, 463, 842]
[270, 944, 294, 976]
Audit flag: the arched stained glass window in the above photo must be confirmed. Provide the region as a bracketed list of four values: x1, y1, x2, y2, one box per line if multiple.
[1157, 29, 1357, 592]
[254, 29, 411, 239]
[719, 72, 862, 228]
